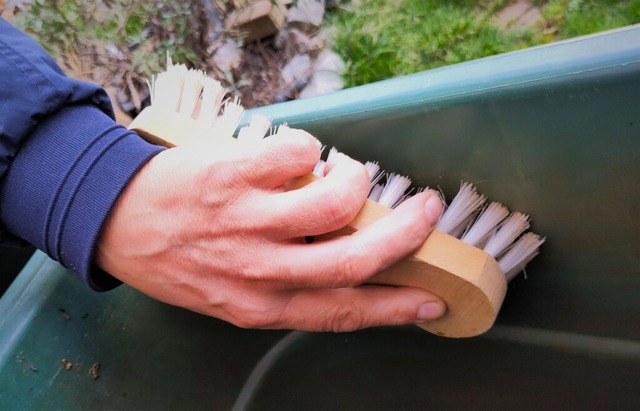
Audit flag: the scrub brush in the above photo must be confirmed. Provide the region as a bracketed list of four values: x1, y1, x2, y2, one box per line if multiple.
[128, 61, 544, 338]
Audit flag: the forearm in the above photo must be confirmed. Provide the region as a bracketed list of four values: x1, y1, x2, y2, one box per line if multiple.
[0, 105, 164, 290]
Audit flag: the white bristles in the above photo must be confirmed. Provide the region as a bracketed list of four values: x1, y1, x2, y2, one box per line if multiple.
[312, 144, 327, 177]
[313, 160, 326, 177]
[368, 183, 384, 202]
[213, 97, 244, 138]
[461, 202, 509, 247]
[198, 76, 226, 126]
[237, 114, 271, 143]
[272, 123, 290, 133]
[317, 154, 409, 207]
[326, 146, 340, 163]
[499, 233, 545, 281]
[178, 69, 206, 118]
[483, 212, 530, 258]
[150, 63, 189, 112]
[435, 182, 486, 235]
[271, 123, 317, 144]
[147, 61, 236, 136]
[364, 161, 384, 188]
[377, 173, 412, 208]
[360, 173, 542, 279]
[270, 124, 291, 138]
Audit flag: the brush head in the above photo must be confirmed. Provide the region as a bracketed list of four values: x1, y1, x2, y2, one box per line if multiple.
[438, 184, 545, 283]
[368, 177, 545, 284]
[354, 170, 544, 337]
[130, 60, 244, 146]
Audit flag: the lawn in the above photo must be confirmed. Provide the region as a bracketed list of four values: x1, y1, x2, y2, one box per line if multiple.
[327, 0, 640, 87]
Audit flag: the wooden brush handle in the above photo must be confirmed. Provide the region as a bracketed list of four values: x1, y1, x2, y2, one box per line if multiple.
[129, 108, 507, 337]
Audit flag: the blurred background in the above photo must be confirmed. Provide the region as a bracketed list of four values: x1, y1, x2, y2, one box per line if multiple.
[1, 0, 638, 119]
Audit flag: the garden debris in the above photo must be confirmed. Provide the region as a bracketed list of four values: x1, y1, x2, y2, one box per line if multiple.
[225, 0, 288, 43]
[226, 0, 345, 104]
[15, 352, 38, 373]
[59, 308, 71, 321]
[237, 40, 285, 107]
[276, 27, 323, 56]
[60, 358, 73, 370]
[2, 0, 34, 20]
[89, 362, 101, 380]
[9, 0, 346, 117]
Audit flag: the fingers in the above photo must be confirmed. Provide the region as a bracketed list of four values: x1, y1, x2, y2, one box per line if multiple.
[263, 285, 446, 332]
[234, 128, 322, 189]
[257, 150, 372, 238]
[269, 190, 443, 288]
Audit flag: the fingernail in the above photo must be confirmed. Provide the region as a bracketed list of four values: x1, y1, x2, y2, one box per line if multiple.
[416, 302, 446, 322]
[424, 191, 444, 228]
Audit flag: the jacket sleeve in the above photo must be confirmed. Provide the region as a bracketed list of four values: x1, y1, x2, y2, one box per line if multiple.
[0, 18, 165, 290]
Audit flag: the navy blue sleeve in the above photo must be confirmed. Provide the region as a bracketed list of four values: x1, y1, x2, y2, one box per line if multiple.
[0, 18, 165, 290]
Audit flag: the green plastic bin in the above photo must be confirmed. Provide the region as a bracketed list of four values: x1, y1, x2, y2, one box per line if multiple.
[1, 26, 639, 409]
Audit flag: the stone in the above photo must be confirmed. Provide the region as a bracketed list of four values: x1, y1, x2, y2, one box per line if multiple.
[494, 0, 541, 29]
[225, 0, 288, 42]
[281, 53, 312, 85]
[299, 49, 345, 98]
[213, 39, 243, 72]
[287, 0, 325, 31]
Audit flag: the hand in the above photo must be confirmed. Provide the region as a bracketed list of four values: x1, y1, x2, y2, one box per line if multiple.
[96, 129, 445, 332]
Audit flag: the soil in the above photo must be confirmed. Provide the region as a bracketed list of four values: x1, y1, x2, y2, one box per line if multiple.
[89, 362, 101, 380]
[1, 1, 302, 124]
[235, 38, 296, 109]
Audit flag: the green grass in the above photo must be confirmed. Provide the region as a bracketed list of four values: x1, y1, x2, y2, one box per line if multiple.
[328, 0, 640, 87]
[543, 0, 640, 38]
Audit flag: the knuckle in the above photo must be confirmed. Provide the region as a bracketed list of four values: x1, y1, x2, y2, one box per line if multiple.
[324, 190, 366, 227]
[237, 255, 285, 284]
[328, 167, 369, 223]
[323, 188, 357, 228]
[230, 300, 279, 329]
[334, 244, 375, 286]
[325, 305, 367, 332]
[228, 158, 261, 188]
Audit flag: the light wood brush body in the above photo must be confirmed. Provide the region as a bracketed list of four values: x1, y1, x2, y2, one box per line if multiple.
[129, 63, 543, 338]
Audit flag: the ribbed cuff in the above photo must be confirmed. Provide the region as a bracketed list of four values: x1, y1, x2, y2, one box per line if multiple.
[0, 105, 164, 290]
